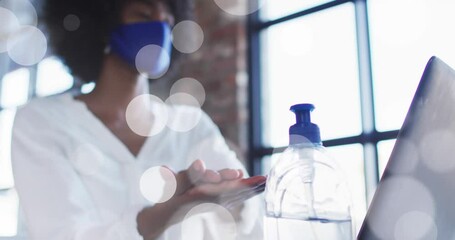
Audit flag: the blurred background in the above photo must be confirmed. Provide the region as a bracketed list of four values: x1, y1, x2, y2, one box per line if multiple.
[1, 0, 455, 238]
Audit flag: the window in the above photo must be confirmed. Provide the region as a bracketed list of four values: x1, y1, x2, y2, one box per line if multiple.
[0, 189, 19, 237]
[36, 57, 74, 97]
[0, 109, 16, 190]
[0, 69, 29, 109]
[261, 0, 333, 20]
[369, 0, 455, 131]
[248, 0, 455, 234]
[0, 58, 74, 237]
[377, 139, 395, 177]
[260, 3, 361, 147]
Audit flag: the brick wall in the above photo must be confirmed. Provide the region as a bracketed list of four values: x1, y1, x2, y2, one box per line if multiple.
[154, 0, 249, 162]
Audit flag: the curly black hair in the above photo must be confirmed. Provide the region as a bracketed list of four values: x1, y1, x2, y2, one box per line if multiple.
[42, 0, 193, 83]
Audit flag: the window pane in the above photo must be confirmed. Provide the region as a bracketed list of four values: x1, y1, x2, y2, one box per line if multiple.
[36, 57, 73, 97]
[0, 109, 16, 189]
[261, 3, 361, 148]
[326, 144, 366, 235]
[0, 189, 18, 237]
[377, 139, 396, 178]
[0, 68, 29, 108]
[261, 144, 366, 235]
[260, 0, 332, 21]
[369, 0, 455, 131]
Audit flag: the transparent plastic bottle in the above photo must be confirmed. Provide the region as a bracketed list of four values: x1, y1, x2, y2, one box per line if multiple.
[264, 104, 354, 240]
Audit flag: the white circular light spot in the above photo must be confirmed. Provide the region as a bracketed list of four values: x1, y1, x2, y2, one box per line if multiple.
[213, 0, 264, 16]
[170, 77, 206, 107]
[139, 166, 177, 203]
[125, 94, 168, 136]
[0, 0, 38, 26]
[182, 203, 237, 240]
[289, 134, 313, 146]
[367, 177, 435, 240]
[394, 211, 437, 240]
[7, 25, 47, 66]
[135, 44, 170, 79]
[165, 93, 202, 132]
[419, 130, 455, 173]
[63, 14, 80, 31]
[0, 7, 20, 53]
[387, 138, 419, 174]
[172, 21, 204, 54]
[70, 144, 105, 176]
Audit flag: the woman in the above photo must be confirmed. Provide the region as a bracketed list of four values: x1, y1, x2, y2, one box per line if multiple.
[11, 0, 265, 239]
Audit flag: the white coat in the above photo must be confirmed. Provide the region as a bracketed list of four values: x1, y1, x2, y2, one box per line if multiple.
[11, 93, 263, 240]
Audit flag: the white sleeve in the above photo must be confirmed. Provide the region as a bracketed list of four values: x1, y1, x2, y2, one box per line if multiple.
[187, 111, 264, 240]
[11, 107, 143, 240]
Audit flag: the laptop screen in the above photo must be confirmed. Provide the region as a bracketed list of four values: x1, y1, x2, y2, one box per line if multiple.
[358, 57, 455, 240]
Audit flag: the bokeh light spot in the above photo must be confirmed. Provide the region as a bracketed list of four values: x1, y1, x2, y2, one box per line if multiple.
[213, 0, 264, 16]
[0, 7, 20, 53]
[126, 94, 169, 137]
[172, 21, 204, 54]
[139, 166, 177, 203]
[419, 130, 455, 173]
[7, 25, 47, 66]
[63, 14, 80, 31]
[394, 211, 437, 240]
[387, 138, 419, 174]
[181, 203, 237, 240]
[367, 176, 435, 239]
[165, 93, 202, 132]
[0, 0, 37, 26]
[170, 77, 206, 107]
[135, 44, 170, 79]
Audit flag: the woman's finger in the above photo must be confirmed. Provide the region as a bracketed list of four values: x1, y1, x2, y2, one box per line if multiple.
[218, 169, 241, 180]
[175, 160, 206, 195]
[202, 170, 222, 183]
[189, 175, 266, 197]
[187, 159, 206, 184]
[239, 175, 267, 186]
[237, 169, 244, 179]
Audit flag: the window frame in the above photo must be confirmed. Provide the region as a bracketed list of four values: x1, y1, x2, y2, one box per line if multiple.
[247, 0, 399, 204]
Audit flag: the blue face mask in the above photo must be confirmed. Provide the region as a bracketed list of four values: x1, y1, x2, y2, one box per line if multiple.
[109, 21, 172, 78]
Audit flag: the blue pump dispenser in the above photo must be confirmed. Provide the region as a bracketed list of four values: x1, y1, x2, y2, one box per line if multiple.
[289, 104, 321, 145]
[265, 103, 354, 240]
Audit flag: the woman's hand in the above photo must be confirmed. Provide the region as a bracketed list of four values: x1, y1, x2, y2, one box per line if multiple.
[136, 160, 266, 240]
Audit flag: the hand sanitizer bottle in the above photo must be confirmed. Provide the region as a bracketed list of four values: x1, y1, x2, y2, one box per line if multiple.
[264, 104, 354, 240]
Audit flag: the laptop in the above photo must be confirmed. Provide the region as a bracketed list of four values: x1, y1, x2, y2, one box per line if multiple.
[358, 56, 455, 240]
